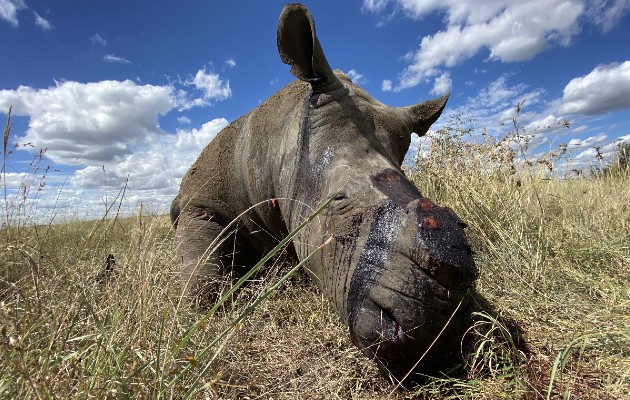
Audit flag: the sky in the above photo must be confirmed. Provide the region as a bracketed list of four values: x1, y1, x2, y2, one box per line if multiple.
[1, 0, 629, 222]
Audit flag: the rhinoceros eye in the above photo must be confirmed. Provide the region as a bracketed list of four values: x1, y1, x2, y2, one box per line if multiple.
[333, 193, 348, 201]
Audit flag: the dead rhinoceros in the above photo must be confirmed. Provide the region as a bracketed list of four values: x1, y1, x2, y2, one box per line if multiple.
[171, 3, 478, 381]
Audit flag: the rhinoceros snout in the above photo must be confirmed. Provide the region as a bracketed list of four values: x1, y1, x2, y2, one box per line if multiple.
[404, 198, 478, 290]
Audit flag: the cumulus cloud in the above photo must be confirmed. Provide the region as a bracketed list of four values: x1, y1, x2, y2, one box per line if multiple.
[90, 33, 107, 46]
[346, 69, 366, 84]
[2, 110, 228, 220]
[1, 63, 234, 219]
[33, 11, 51, 30]
[184, 67, 231, 105]
[0, 81, 228, 220]
[559, 61, 630, 115]
[177, 116, 191, 124]
[0, 0, 26, 26]
[381, 79, 393, 92]
[431, 72, 451, 95]
[225, 58, 236, 68]
[104, 54, 131, 64]
[1, 171, 34, 190]
[70, 118, 228, 192]
[1, 86, 228, 219]
[172, 119, 228, 157]
[364, 0, 628, 92]
[0, 80, 175, 164]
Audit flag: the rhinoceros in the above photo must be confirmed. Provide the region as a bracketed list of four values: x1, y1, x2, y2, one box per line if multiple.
[171, 3, 478, 381]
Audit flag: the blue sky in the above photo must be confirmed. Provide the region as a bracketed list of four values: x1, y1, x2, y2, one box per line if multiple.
[1, 0, 629, 221]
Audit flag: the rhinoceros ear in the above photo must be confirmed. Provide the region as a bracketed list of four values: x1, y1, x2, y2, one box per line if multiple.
[403, 94, 449, 137]
[277, 3, 337, 87]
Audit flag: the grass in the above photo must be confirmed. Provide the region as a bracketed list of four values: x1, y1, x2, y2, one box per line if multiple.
[1, 110, 629, 398]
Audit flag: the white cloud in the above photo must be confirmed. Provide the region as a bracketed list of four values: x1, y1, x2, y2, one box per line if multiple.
[396, 56, 628, 174]
[426, 74, 566, 158]
[177, 116, 191, 124]
[90, 33, 107, 46]
[524, 115, 569, 134]
[586, 0, 630, 32]
[0, 80, 175, 164]
[172, 119, 228, 156]
[567, 135, 628, 169]
[431, 72, 451, 95]
[0, 78, 230, 167]
[573, 125, 589, 134]
[225, 58, 236, 68]
[406, 70, 629, 174]
[1, 171, 33, 190]
[404, 129, 439, 165]
[567, 132, 608, 149]
[104, 54, 131, 64]
[0, 68, 234, 220]
[1, 94, 228, 220]
[362, 0, 391, 13]
[559, 61, 630, 115]
[70, 118, 228, 193]
[381, 79, 393, 92]
[186, 67, 231, 103]
[0, 0, 26, 26]
[365, 1, 629, 92]
[399, 1, 582, 90]
[346, 69, 366, 84]
[450, 75, 544, 129]
[33, 11, 51, 30]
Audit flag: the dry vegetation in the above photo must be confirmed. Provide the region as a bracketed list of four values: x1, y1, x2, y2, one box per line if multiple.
[1, 110, 629, 399]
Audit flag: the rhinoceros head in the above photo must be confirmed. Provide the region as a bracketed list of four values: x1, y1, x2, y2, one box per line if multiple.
[276, 4, 478, 379]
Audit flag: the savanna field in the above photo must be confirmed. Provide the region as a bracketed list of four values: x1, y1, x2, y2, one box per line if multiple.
[1, 114, 629, 399]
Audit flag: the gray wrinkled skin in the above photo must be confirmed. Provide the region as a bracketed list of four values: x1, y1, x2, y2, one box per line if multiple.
[172, 3, 478, 381]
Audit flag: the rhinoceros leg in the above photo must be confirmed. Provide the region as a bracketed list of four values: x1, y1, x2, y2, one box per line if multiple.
[174, 210, 235, 307]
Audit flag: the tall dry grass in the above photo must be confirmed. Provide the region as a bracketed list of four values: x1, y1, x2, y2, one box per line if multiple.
[406, 115, 629, 399]
[1, 109, 628, 399]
